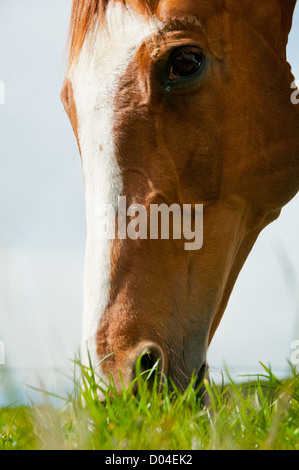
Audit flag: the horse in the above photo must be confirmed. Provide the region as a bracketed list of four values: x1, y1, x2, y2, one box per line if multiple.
[61, 0, 299, 396]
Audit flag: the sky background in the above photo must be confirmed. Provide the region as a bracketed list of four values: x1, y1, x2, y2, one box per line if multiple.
[0, 0, 298, 406]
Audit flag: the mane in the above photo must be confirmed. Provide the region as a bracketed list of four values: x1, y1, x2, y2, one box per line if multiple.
[67, 0, 153, 68]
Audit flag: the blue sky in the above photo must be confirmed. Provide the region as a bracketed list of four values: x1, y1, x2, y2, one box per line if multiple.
[0, 0, 298, 405]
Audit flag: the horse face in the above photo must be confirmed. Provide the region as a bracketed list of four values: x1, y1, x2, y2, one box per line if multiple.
[62, 0, 299, 392]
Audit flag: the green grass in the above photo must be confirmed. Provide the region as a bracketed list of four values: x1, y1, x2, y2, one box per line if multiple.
[1, 360, 299, 450]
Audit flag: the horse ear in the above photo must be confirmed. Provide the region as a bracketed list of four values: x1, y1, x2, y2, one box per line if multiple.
[279, 0, 297, 39]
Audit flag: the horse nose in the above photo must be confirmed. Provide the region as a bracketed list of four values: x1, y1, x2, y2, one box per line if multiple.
[131, 342, 166, 385]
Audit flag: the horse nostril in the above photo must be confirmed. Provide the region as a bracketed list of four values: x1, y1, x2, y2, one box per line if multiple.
[140, 351, 158, 373]
[134, 343, 165, 380]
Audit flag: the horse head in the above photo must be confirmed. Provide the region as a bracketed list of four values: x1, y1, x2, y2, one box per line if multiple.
[61, 0, 299, 394]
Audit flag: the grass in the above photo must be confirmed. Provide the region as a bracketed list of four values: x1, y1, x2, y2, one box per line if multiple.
[0, 359, 299, 450]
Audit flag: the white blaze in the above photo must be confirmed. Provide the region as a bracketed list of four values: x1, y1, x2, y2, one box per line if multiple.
[69, 3, 159, 376]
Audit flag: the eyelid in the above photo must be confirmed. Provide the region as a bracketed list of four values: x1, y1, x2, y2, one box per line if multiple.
[153, 44, 204, 66]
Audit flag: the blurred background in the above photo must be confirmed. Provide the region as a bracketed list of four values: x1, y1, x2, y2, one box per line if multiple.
[0, 0, 298, 406]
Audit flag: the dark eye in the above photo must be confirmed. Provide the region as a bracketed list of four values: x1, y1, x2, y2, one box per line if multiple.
[169, 50, 203, 81]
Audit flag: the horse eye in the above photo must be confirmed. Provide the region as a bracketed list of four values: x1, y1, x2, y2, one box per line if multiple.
[169, 51, 203, 81]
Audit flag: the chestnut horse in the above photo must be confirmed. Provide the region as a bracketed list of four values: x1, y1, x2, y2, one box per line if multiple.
[61, 0, 299, 395]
